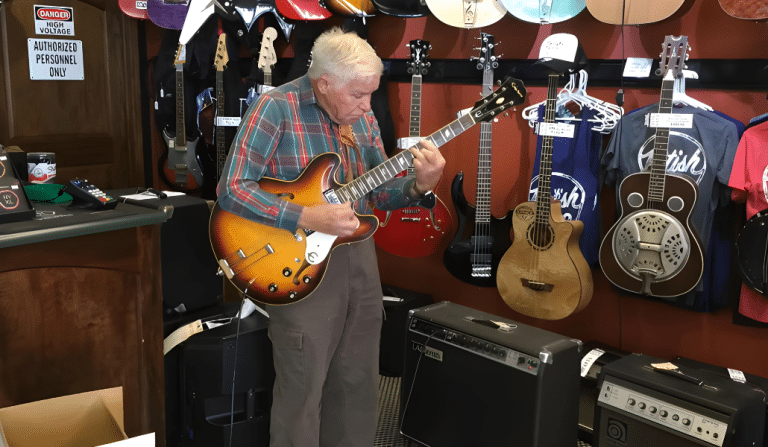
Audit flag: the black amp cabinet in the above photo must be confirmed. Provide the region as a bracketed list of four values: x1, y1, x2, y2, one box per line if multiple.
[400, 301, 583, 447]
[595, 353, 766, 447]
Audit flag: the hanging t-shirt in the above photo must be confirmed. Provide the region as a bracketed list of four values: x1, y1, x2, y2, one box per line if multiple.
[601, 103, 740, 306]
[728, 120, 768, 323]
[528, 104, 602, 267]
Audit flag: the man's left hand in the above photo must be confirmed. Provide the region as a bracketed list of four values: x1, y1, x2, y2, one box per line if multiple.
[410, 139, 446, 194]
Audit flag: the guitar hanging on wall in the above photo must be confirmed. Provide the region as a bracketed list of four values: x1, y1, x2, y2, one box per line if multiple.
[717, 0, 768, 20]
[159, 44, 204, 192]
[496, 67, 593, 320]
[373, 40, 453, 258]
[258, 27, 278, 94]
[147, 0, 189, 30]
[424, 0, 507, 28]
[500, 0, 585, 24]
[599, 35, 704, 297]
[443, 33, 514, 287]
[209, 76, 527, 305]
[585, 0, 685, 25]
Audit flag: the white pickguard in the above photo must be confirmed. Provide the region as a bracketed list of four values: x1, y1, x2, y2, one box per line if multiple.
[304, 231, 337, 265]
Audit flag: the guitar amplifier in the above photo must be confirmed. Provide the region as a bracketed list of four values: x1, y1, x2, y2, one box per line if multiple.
[595, 353, 766, 447]
[400, 301, 582, 447]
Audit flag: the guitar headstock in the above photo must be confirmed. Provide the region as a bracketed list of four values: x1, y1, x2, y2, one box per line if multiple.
[214, 33, 229, 72]
[407, 40, 431, 75]
[258, 27, 278, 73]
[471, 76, 527, 122]
[173, 43, 186, 66]
[473, 32, 500, 72]
[657, 35, 689, 80]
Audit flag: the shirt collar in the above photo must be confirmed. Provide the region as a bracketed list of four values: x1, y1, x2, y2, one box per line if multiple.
[298, 74, 317, 107]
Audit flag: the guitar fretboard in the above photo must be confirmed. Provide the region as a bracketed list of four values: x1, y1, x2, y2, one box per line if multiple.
[174, 62, 187, 147]
[216, 69, 226, 179]
[409, 75, 422, 138]
[648, 77, 675, 206]
[535, 73, 559, 225]
[475, 63, 495, 225]
[336, 113, 477, 203]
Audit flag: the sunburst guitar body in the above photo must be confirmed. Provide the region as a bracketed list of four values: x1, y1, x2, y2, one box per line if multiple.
[497, 200, 592, 320]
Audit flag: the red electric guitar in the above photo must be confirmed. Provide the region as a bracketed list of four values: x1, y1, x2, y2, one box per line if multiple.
[373, 40, 453, 258]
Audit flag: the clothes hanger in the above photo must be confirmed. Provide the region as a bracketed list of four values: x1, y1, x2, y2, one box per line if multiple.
[522, 70, 623, 133]
[672, 70, 713, 111]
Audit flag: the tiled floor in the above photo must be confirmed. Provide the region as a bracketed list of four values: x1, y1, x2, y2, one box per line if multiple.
[375, 375, 592, 447]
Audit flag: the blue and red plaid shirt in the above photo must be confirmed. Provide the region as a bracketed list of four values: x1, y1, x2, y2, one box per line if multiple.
[217, 74, 416, 232]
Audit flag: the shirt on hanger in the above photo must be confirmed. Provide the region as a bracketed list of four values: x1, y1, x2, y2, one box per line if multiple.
[728, 120, 768, 323]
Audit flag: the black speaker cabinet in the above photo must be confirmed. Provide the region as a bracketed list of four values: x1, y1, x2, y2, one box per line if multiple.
[579, 341, 629, 445]
[595, 353, 766, 447]
[401, 301, 583, 447]
[380, 284, 433, 377]
[164, 301, 274, 447]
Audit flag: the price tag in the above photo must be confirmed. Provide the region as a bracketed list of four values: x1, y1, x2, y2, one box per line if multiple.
[728, 368, 747, 383]
[623, 58, 653, 78]
[216, 116, 241, 127]
[538, 122, 575, 138]
[647, 113, 693, 129]
[580, 348, 605, 377]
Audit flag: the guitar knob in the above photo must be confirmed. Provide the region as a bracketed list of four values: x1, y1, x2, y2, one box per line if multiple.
[282, 267, 292, 277]
[268, 283, 278, 292]
[302, 275, 312, 284]
[288, 291, 298, 299]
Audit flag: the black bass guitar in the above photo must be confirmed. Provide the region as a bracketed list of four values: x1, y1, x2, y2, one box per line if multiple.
[443, 33, 514, 287]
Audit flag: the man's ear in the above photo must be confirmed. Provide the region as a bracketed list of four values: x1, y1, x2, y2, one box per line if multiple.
[316, 75, 331, 95]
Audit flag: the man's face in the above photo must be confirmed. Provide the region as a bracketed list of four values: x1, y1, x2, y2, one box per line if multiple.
[316, 73, 380, 125]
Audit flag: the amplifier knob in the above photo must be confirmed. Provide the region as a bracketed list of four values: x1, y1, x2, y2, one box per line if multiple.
[672, 414, 680, 421]
[638, 402, 646, 410]
[649, 406, 657, 414]
[682, 418, 691, 426]
[660, 410, 668, 417]
[627, 398, 636, 406]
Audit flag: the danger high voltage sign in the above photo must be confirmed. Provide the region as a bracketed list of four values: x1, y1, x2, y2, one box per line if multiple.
[34, 5, 75, 36]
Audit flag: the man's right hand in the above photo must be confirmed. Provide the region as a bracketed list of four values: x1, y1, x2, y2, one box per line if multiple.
[297, 203, 360, 237]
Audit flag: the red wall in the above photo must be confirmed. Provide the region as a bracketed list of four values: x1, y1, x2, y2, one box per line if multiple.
[143, 0, 768, 377]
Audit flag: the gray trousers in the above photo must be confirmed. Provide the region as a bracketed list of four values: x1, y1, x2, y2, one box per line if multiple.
[265, 239, 382, 447]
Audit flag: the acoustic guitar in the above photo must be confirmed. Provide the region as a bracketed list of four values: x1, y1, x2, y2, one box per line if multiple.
[119, 0, 150, 20]
[209, 76, 527, 305]
[147, 0, 189, 30]
[424, 0, 507, 28]
[159, 44, 205, 192]
[598, 35, 704, 297]
[500, 0, 585, 24]
[443, 33, 513, 287]
[585, 0, 684, 25]
[718, 0, 768, 20]
[496, 71, 593, 320]
[371, 0, 431, 17]
[373, 40, 453, 258]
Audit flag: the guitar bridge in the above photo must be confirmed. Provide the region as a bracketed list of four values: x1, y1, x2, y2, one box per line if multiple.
[521, 278, 555, 292]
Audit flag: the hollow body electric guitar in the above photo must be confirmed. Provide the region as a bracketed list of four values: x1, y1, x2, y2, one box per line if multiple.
[373, 40, 453, 258]
[599, 35, 704, 297]
[444, 33, 512, 287]
[209, 76, 527, 305]
[496, 72, 593, 320]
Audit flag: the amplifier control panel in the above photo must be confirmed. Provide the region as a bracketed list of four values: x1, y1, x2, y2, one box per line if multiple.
[408, 317, 541, 375]
[598, 380, 729, 446]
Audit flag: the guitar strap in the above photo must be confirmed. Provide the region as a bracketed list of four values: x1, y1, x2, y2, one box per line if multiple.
[339, 124, 362, 183]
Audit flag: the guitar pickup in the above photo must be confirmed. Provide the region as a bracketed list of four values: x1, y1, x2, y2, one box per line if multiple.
[401, 217, 422, 222]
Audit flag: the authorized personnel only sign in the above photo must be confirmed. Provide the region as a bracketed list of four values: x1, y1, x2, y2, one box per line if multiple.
[34, 5, 75, 36]
[27, 38, 84, 80]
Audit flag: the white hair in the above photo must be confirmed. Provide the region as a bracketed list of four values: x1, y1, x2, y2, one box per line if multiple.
[307, 27, 384, 85]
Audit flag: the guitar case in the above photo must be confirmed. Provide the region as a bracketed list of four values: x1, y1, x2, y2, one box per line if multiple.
[736, 208, 768, 296]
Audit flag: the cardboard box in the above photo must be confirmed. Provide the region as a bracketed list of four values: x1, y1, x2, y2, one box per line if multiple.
[0, 387, 154, 447]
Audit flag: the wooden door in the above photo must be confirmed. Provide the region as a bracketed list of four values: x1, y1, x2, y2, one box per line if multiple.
[0, 0, 144, 188]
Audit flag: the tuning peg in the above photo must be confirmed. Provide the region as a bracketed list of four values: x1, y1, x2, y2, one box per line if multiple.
[503, 112, 509, 117]
[429, 44, 433, 50]
[496, 79, 502, 86]
[406, 43, 411, 48]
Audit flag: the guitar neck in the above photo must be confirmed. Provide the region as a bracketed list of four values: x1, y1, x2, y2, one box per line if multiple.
[263, 69, 272, 87]
[216, 69, 226, 178]
[409, 74, 422, 138]
[337, 113, 478, 203]
[475, 65, 495, 224]
[175, 63, 187, 147]
[647, 78, 675, 205]
[535, 73, 559, 223]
